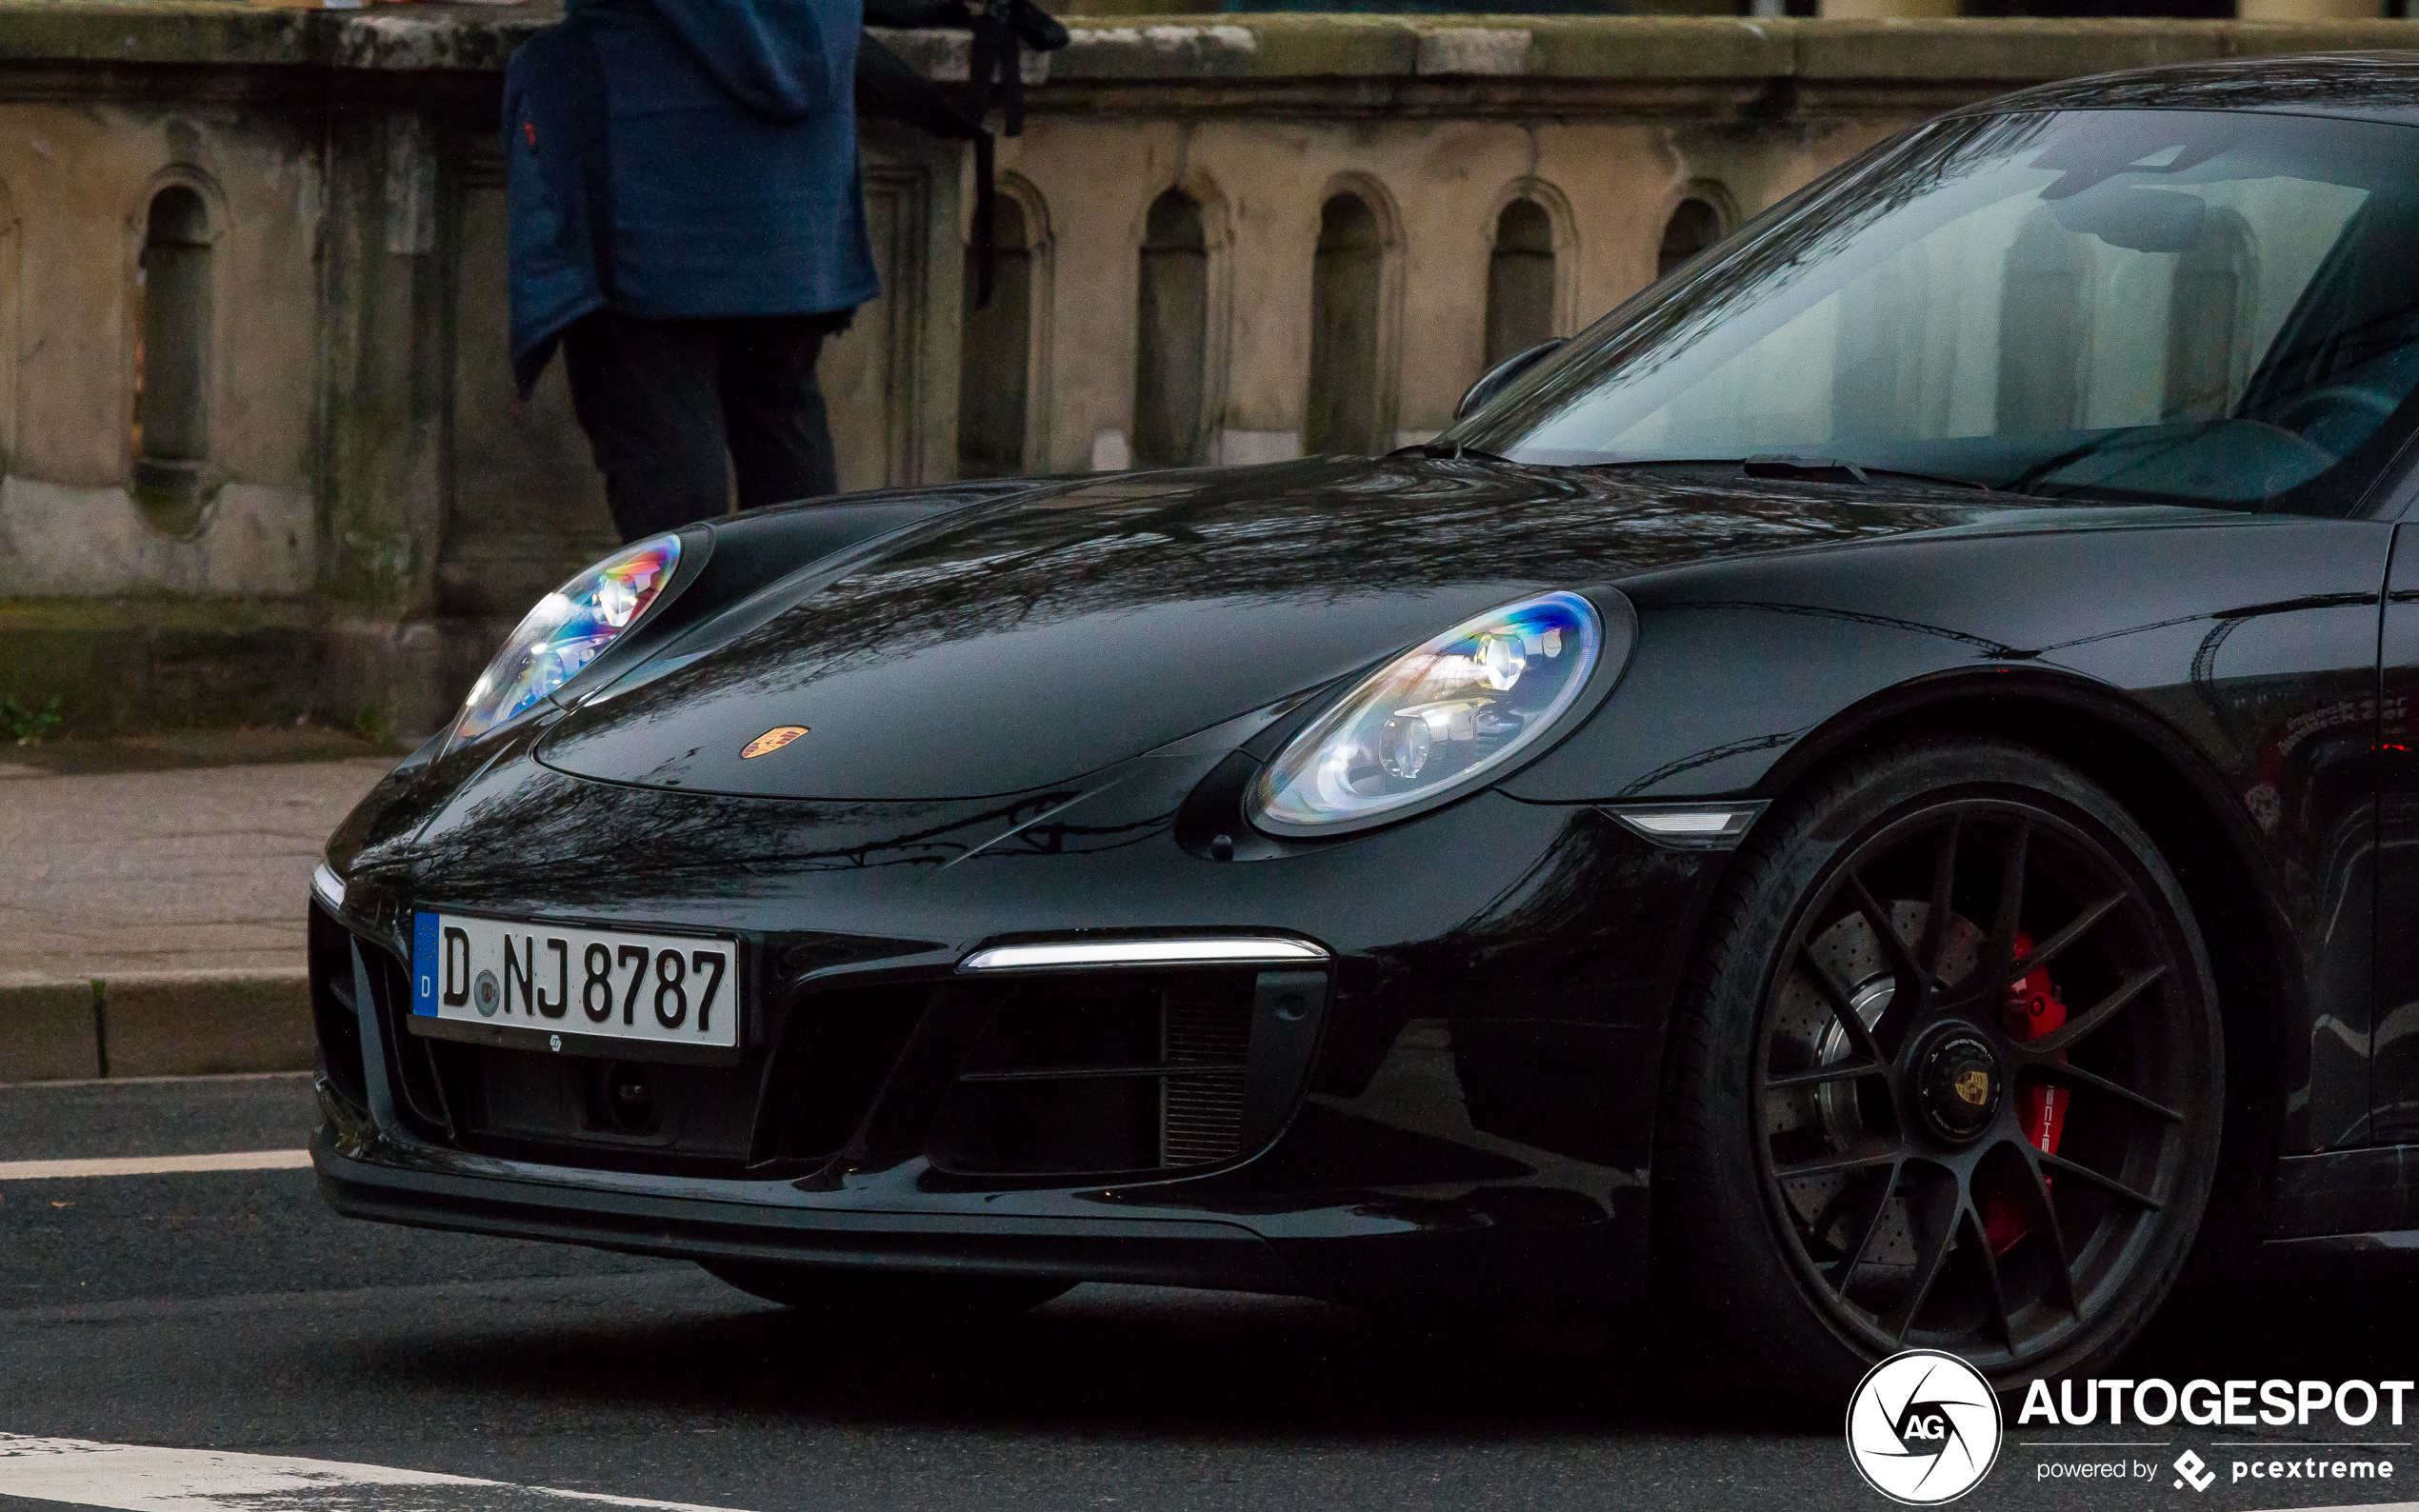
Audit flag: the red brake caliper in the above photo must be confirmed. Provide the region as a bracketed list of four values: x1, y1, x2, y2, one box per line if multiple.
[1982, 933, 2067, 1253]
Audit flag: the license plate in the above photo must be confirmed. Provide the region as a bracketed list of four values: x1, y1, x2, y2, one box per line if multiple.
[410, 912, 738, 1053]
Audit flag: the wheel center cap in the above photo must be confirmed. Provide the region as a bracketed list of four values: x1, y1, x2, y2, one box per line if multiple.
[1914, 1028, 2002, 1143]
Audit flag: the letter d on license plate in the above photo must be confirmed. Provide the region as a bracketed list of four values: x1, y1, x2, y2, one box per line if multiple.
[411, 912, 739, 1053]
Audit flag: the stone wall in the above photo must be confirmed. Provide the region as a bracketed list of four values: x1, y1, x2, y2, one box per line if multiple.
[0, 4, 2409, 735]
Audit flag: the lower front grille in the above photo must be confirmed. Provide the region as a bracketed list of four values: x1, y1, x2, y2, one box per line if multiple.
[450, 1051, 761, 1163]
[311, 908, 1327, 1186]
[754, 984, 933, 1164]
[1161, 997, 1249, 1164]
[928, 965, 1324, 1178]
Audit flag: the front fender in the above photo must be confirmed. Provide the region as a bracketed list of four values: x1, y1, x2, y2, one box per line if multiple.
[1502, 511, 2386, 806]
[1500, 508, 2392, 1154]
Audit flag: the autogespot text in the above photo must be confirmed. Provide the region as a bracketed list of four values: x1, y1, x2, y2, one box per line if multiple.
[2019, 1377, 2415, 1428]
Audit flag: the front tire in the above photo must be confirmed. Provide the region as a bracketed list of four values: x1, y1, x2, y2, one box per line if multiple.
[1655, 737, 2222, 1399]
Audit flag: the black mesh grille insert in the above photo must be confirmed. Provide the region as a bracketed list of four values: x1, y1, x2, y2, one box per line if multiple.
[929, 968, 1259, 1177]
[1160, 993, 1249, 1165]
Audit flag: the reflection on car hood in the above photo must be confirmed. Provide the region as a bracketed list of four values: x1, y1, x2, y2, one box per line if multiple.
[534, 456, 1999, 800]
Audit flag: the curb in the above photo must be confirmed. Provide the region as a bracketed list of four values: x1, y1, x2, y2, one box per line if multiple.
[0, 970, 312, 1084]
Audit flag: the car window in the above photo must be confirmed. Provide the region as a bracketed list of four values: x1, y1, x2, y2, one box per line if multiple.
[1455, 109, 2419, 513]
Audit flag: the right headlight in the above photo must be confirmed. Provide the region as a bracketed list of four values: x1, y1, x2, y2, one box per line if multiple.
[450, 533, 683, 748]
[1249, 590, 1605, 837]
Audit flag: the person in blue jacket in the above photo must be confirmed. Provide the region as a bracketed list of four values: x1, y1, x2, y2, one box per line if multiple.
[504, 0, 879, 544]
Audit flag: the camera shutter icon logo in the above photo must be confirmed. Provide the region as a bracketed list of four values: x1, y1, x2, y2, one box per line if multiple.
[1844, 1350, 2002, 1504]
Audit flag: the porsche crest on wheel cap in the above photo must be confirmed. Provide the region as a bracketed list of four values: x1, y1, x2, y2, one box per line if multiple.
[1915, 1031, 2002, 1142]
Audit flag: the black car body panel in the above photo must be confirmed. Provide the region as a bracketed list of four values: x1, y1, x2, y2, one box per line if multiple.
[315, 57, 2419, 1319]
[530, 460, 1983, 801]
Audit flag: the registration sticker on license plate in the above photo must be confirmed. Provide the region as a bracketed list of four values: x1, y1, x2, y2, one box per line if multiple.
[410, 912, 738, 1053]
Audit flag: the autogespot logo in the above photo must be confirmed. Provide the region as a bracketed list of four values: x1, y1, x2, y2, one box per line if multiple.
[1846, 1350, 2004, 1505]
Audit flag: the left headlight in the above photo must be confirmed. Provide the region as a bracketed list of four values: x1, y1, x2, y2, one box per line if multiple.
[1249, 590, 1605, 836]
[451, 533, 682, 746]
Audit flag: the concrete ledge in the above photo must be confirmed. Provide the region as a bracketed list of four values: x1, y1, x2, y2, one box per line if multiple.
[0, 970, 311, 1083]
[0, 598, 469, 740]
[2226, 18, 2419, 54]
[103, 970, 315, 1079]
[1792, 18, 2227, 83]
[0, 2, 542, 71]
[1522, 16, 1792, 81]
[0, 597, 322, 737]
[0, 981, 102, 1084]
[0, 7, 2409, 90]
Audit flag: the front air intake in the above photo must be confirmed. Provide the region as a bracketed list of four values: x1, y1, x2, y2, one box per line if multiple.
[1159, 994, 1249, 1164]
[927, 965, 1325, 1178]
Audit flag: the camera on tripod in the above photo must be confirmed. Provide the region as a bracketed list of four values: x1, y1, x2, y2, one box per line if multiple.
[860, 0, 1071, 305]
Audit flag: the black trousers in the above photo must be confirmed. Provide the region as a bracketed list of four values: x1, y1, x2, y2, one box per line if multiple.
[562, 309, 846, 543]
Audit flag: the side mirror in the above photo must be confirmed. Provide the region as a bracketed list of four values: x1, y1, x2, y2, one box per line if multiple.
[1455, 338, 1567, 422]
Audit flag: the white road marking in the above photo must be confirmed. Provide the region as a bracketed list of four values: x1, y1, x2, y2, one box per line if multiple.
[0, 1436, 757, 1510]
[0, 1070, 314, 1091]
[0, 1150, 311, 1182]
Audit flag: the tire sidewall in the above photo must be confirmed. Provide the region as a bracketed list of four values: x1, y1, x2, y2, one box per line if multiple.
[1667, 737, 2224, 1395]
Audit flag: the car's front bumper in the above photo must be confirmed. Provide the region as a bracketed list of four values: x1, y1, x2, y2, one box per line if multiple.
[311, 749, 1726, 1315]
[312, 1103, 1299, 1292]
[311, 1080, 1644, 1311]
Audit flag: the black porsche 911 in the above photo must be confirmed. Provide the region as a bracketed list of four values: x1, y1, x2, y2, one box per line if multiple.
[311, 53, 2419, 1397]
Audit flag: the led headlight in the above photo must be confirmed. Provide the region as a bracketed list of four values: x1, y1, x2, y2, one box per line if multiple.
[1249, 590, 1605, 836]
[451, 533, 682, 746]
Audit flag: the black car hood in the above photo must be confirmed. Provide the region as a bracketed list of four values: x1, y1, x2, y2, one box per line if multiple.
[535, 456, 1997, 800]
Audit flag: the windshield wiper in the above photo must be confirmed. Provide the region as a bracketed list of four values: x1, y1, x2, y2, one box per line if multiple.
[1738, 455, 1994, 492]
[1575, 456, 1993, 492]
[1395, 439, 1516, 464]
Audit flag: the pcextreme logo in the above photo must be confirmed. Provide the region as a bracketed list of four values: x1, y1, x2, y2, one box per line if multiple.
[2174, 1450, 2216, 1491]
[1846, 1350, 2004, 1505]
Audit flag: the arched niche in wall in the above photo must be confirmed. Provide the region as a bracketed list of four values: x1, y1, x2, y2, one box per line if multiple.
[1305, 180, 1399, 456]
[1997, 208, 2091, 434]
[130, 174, 223, 534]
[1482, 182, 1575, 372]
[958, 175, 1051, 478]
[1656, 187, 1730, 280]
[2164, 208, 2257, 423]
[1133, 188, 1210, 468]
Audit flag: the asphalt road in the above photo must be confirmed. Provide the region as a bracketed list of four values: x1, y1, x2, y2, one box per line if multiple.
[1, 1074, 2416, 1512]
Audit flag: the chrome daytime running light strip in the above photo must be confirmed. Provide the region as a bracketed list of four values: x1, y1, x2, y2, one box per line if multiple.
[310, 864, 347, 912]
[960, 937, 1329, 973]
[1603, 803, 1766, 850]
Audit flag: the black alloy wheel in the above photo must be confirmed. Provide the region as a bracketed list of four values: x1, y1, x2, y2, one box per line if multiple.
[1656, 737, 2222, 1399]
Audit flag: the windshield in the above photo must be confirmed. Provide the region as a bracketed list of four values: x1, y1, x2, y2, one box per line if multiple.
[1451, 109, 2419, 512]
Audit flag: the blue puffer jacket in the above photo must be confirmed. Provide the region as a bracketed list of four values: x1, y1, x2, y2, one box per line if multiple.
[504, 0, 881, 395]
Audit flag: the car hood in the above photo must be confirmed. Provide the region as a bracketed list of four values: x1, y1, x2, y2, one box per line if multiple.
[534, 456, 1999, 800]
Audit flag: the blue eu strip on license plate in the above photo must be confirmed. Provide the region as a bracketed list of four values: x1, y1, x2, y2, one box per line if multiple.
[409, 910, 739, 1049]
[412, 911, 440, 1016]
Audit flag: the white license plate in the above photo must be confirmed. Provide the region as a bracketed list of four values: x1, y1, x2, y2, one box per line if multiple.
[410, 912, 737, 1051]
